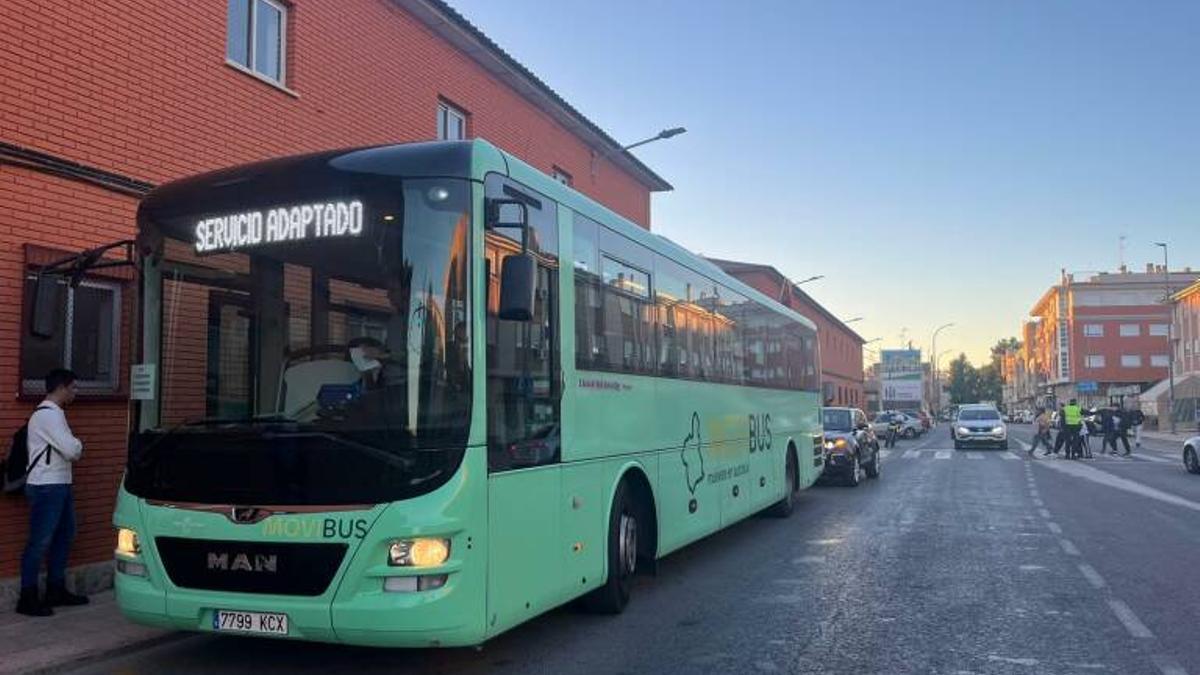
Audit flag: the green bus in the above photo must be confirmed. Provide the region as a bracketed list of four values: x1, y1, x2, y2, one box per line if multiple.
[102, 139, 822, 647]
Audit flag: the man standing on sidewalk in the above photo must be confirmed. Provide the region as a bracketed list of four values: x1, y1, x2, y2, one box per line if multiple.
[16, 369, 88, 617]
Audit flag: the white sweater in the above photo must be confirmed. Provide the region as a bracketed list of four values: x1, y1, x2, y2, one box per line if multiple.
[26, 401, 83, 485]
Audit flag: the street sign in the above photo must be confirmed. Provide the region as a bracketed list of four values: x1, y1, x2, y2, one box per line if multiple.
[1076, 380, 1099, 393]
[1108, 384, 1141, 397]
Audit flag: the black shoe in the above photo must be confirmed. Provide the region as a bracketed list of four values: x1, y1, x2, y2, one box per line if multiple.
[46, 584, 89, 607]
[15, 587, 53, 617]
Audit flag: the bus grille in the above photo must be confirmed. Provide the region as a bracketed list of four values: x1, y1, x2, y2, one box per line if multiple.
[155, 537, 348, 596]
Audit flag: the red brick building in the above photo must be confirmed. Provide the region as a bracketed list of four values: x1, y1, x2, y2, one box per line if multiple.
[0, 0, 668, 587]
[708, 258, 866, 408]
[1025, 266, 1200, 408]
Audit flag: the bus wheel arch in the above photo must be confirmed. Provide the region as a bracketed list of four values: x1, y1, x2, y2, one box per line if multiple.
[582, 464, 658, 614]
[766, 440, 800, 518]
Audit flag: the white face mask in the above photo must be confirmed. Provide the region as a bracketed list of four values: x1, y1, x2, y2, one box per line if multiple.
[349, 347, 382, 373]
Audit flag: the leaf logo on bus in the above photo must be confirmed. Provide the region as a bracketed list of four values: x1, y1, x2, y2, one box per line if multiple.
[681, 412, 705, 513]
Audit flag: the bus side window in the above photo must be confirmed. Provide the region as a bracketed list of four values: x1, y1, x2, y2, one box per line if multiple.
[484, 174, 561, 471]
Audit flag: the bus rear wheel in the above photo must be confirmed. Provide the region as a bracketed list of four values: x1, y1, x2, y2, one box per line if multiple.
[766, 450, 798, 518]
[581, 481, 638, 614]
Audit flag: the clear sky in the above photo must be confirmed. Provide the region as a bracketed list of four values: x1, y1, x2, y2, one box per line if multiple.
[450, 0, 1200, 365]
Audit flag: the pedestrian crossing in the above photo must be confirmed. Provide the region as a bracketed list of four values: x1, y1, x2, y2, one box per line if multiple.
[877, 448, 1171, 464]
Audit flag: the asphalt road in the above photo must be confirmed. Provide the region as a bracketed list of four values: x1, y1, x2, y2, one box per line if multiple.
[67, 427, 1200, 675]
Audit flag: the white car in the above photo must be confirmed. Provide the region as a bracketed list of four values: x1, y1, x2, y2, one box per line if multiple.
[1184, 436, 1200, 475]
[953, 405, 1009, 450]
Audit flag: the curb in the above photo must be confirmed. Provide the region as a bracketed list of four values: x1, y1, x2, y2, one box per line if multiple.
[19, 631, 197, 675]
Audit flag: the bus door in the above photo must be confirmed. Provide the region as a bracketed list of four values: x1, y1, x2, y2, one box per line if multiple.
[483, 176, 565, 633]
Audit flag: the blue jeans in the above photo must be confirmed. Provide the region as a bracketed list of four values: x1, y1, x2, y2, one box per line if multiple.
[20, 483, 76, 590]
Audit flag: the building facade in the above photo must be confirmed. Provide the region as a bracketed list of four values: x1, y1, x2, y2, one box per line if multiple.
[1024, 266, 1200, 408]
[1174, 279, 1200, 375]
[708, 259, 866, 408]
[0, 0, 668, 586]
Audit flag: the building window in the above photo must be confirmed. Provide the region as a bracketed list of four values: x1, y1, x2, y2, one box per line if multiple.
[552, 167, 573, 186]
[437, 101, 467, 140]
[226, 0, 287, 84]
[1119, 324, 1140, 337]
[1085, 355, 1105, 368]
[1120, 354, 1141, 368]
[1083, 324, 1103, 337]
[21, 277, 122, 395]
[1150, 354, 1169, 367]
[1149, 324, 1169, 337]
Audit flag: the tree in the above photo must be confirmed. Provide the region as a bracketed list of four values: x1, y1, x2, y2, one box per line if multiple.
[990, 337, 1022, 372]
[947, 354, 980, 405]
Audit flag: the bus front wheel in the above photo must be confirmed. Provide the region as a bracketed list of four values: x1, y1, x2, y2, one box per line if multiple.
[766, 449, 798, 518]
[582, 481, 638, 614]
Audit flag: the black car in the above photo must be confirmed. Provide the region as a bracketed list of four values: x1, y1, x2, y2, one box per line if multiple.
[820, 407, 881, 487]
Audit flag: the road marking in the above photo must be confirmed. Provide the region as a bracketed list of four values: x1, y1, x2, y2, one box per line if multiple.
[966, 451, 983, 460]
[878, 450, 892, 459]
[807, 538, 842, 546]
[1036, 458, 1200, 514]
[1059, 539, 1080, 556]
[1108, 599, 1154, 638]
[935, 450, 952, 460]
[1046, 521, 1062, 534]
[1038, 508, 1051, 519]
[1000, 452, 1020, 460]
[792, 556, 826, 564]
[987, 655, 1039, 666]
[1019, 565, 1046, 571]
[1078, 563, 1106, 589]
[902, 449, 921, 458]
[1150, 653, 1189, 675]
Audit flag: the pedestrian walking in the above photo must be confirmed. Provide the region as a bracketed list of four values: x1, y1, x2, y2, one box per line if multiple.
[1049, 403, 1067, 457]
[1115, 405, 1133, 456]
[16, 368, 88, 617]
[1028, 408, 1052, 456]
[1078, 410, 1093, 458]
[1130, 406, 1145, 450]
[1099, 407, 1118, 455]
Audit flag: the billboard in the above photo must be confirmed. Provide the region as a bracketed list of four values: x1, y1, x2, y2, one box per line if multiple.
[881, 349, 924, 405]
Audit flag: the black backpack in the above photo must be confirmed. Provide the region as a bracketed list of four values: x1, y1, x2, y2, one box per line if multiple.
[2, 405, 53, 495]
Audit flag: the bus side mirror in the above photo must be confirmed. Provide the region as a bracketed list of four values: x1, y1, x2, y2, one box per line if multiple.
[30, 274, 61, 338]
[499, 253, 536, 321]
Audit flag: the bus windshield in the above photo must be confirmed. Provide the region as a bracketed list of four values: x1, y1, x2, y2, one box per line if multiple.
[126, 178, 472, 505]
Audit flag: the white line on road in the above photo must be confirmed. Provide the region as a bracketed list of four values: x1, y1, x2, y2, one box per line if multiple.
[966, 451, 983, 459]
[1035, 458, 1200, 514]
[878, 450, 891, 459]
[934, 450, 952, 460]
[1109, 599, 1154, 638]
[1001, 452, 1021, 460]
[1059, 539, 1081, 556]
[902, 449, 920, 459]
[1038, 508, 1051, 519]
[1078, 563, 1106, 589]
[1046, 521, 1062, 534]
[1151, 653, 1190, 675]
[1032, 498, 1044, 507]
[791, 556, 826, 564]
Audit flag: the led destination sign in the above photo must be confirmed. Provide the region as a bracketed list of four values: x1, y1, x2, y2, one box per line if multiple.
[194, 200, 364, 254]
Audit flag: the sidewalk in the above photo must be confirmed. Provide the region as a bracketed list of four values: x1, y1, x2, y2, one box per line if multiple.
[0, 591, 179, 674]
[1139, 428, 1198, 444]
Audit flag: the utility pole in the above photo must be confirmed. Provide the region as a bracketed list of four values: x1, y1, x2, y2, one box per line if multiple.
[1155, 242, 1176, 433]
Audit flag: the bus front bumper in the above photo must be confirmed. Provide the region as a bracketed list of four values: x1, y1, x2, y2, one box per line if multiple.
[115, 565, 486, 647]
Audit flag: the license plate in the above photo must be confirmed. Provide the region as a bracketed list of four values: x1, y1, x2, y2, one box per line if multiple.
[212, 610, 289, 636]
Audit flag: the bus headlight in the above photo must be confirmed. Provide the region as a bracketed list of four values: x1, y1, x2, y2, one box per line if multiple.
[388, 538, 450, 567]
[116, 528, 140, 556]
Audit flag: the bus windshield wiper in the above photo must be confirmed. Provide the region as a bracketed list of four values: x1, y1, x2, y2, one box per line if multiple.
[262, 430, 417, 471]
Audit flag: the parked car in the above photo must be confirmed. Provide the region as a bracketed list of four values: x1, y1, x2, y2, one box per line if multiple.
[1183, 436, 1200, 475]
[953, 405, 1009, 450]
[869, 411, 923, 439]
[910, 410, 932, 429]
[821, 407, 880, 487]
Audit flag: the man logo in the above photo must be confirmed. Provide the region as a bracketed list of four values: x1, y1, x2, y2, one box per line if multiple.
[206, 552, 278, 573]
[229, 507, 270, 524]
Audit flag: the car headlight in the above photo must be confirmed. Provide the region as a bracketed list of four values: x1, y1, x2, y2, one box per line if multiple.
[958, 426, 971, 435]
[992, 426, 1005, 434]
[116, 528, 140, 556]
[388, 538, 451, 567]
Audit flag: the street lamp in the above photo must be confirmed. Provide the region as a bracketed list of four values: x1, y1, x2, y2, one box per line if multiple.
[843, 316, 864, 324]
[931, 322, 955, 413]
[1155, 242, 1176, 433]
[778, 275, 824, 302]
[623, 127, 687, 151]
